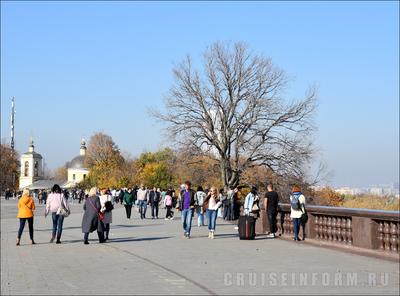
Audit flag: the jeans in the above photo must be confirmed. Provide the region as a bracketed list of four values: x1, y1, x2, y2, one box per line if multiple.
[151, 203, 159, 218]
[17, 217, 34, 240]
[223, 200, 231, 220]
[268, 211, 278, 234]
[196, 206, 204, 226]
[231, 201, 236, 220]
[206, 209, 217, 232]
[139, 200, 147, 219]
[51, 213, 65, 239]
[292, 218, 301, 240]
[124, 205, 132, 219]
[181, 208, 193, 235]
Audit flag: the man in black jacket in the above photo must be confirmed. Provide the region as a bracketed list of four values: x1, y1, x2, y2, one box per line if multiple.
[149, 187, 161, 219]
[264, 184, 279, 238]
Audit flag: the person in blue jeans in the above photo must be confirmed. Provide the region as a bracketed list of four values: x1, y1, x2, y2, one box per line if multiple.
[290, 185, 306, 241]
[203, 187, 220, 239]
[45, 184, 70, 244]
[178, 181, 196, 238]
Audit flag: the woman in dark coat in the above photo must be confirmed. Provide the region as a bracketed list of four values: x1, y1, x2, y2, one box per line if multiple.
[82, 187, 105, 244]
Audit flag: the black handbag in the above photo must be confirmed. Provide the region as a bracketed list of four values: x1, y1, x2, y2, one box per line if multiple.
[301, 212, 308, 225]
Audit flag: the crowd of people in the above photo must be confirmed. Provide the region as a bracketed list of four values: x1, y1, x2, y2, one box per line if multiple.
[12, 181, 307, 245]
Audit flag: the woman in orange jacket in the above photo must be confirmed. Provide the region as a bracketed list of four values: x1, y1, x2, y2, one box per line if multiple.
[16, 188, 36, 246]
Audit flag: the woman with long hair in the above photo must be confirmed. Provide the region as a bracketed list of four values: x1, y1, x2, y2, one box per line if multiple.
[203, 187, 221, 239]
[45, 184, 70, 244]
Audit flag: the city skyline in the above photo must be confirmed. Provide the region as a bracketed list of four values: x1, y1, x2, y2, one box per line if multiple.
[1, 1, 399, 188]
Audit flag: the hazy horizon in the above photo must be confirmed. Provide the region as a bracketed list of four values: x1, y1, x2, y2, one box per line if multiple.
[1, 1, 399, 188]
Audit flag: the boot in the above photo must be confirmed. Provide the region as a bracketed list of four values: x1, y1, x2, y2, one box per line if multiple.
[84, 240, 89, 245]
[56, 238, 61, 244]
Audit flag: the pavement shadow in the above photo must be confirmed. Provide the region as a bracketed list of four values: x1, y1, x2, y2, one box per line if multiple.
[214, 233, 238, 239]
[113, 224, 163, 228]
[109, 236, 173, 243]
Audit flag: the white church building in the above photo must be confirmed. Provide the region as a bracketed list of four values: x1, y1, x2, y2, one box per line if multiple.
[19, 138, 89, 190]
[19, 138, 44, 189]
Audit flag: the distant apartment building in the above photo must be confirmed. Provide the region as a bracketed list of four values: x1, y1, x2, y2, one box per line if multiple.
[335, 187, 357, 196]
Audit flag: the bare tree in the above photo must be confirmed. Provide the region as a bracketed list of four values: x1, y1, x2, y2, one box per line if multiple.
[0, 142, 20, 192]
[154, 42, 317, 190]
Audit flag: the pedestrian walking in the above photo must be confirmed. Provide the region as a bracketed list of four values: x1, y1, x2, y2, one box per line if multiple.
[16, 188, 36, 246]
[99, 188, 113, 241]
[203, 187, 221, 239]
[45, 184, 70, 244]
[149, 187, 161, 219]
[178, 181, 196, 238]
[217, 189, 225, 218]
[137, 184, 148, 219]
[164, 189, 174, 220]
[123, 188, 134, 219]
[82, 187, 105, 244]
[195, 186, 206, 226]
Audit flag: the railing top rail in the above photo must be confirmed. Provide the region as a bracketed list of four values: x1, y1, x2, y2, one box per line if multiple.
[278, 203, 400, 220]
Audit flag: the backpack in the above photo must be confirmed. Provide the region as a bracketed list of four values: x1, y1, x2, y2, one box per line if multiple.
[291, 193, 301, 210]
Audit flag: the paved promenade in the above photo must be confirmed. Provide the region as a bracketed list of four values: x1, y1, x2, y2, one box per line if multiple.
[1, 198, 399, 295]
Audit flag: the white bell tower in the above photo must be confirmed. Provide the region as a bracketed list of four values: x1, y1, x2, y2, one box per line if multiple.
[19, 138, 43, 189]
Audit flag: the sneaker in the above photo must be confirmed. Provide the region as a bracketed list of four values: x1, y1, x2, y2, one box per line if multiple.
[234, 226, 239, 230]
[50, 237, 55, 243]
[208, 232, 211, 238]
[211, 231, 215, 239]
[165, 218, 169, 220]
[266, 233, 275, 238]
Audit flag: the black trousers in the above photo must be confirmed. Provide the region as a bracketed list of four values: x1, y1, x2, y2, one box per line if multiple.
[18, 217, 34, 240]
[124, 205, 132, 219]
[166, 205, 173, 218]
[268, 211, 278, 234]
[84, 231, 104, 242]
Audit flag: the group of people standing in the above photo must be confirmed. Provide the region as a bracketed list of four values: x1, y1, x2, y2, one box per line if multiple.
[117, 185, 176, 220]
[14, 181, 307, 245]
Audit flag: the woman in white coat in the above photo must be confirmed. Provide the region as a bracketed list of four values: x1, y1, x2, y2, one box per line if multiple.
[99, 188, 113, 241]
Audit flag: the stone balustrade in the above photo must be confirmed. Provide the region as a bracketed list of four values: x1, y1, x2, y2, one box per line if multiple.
[255, 203, 399, 256]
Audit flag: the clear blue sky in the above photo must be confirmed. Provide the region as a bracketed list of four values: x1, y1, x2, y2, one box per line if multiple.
[1, 1, 399, 188]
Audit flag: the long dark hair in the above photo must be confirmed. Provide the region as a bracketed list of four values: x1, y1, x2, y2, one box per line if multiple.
[52, 184, 62, 194]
